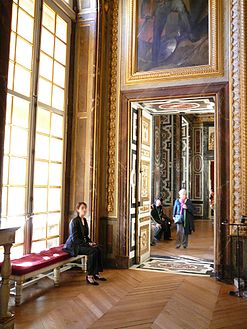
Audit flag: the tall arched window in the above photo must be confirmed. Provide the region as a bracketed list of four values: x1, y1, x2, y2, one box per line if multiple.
[1, 0, 74, 258]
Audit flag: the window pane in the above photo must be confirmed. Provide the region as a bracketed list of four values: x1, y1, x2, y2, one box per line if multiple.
[2, 157, 9, 185]
[39, 52, 53, 81]
[0, 247, 3, 262]
[15, 225, 25, 245]
[50, 138, 63, 162]
[52, 85, 64, 110]
[34, 161, 49, 186]
[56, 16, 67, 43]
[47, 213, 60, 237]
[53, 61, 65, 87]
[54, 38, 66, 65]
[7, 187, 26, 216]
[11, 127, 28, 157]
[19, 0, 35, 16]
[42, 4, 55, 33]
[1, 188, 7, 217]
[36, 108, 50, 134]
[11, 245, 24, 260]
[5, 217, 25, 244]
[35, 134, 50, 160]
[38, 78, 52, 105]
[6, 95, 12, 124]
[16, 37, 33, 69]
[32, 240, 46, 253]
[48, 188, 61, 211]
[8, 61, 14, 90]
[41, 28, 54, 57]
[47, 237, 59, 249]
[12, 4, 18, 32]
[49, 163, 62, 186]
[4, 126, 10, 154]
[51, 113, 64, 138]
[9, 157, 27, 185]
[12, 96, 30, 128]
[17, 9, 34, 43]
[14, 65, 31, 96]
[33, 188, 47, 213]
[10, 32, 16, 61]
[32, 214, 47, 240]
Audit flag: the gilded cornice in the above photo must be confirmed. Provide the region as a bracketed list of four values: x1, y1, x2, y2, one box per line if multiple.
[192, 115, 214, 124]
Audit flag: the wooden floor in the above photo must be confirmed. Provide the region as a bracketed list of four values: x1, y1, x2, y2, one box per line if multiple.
[151, 220, 214, 260]
[12, 264, 247, 328]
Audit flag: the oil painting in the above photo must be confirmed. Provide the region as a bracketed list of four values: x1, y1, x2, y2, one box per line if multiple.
[137, 0, 209, 72]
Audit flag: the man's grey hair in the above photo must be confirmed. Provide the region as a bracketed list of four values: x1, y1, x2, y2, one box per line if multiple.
[178, 189, 187, 196]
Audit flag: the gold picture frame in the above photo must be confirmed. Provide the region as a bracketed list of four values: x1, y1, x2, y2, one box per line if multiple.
[124, 0, 223, 85]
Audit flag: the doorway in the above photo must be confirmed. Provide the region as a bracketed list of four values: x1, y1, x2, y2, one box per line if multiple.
[119, 83, 229, 276]
[130, 96, 216, 265]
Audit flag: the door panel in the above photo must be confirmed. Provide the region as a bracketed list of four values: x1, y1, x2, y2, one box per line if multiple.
[136, 109, 152, 264]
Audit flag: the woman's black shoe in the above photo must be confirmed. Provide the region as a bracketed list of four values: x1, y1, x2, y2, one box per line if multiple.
[86, 276, 99, 285]
[94, 274, 107, 281]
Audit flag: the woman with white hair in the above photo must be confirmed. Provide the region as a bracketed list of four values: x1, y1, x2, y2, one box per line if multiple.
[173, 189, 195, 248]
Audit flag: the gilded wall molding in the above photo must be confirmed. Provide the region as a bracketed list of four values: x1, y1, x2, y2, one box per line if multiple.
[107, 0, 119, 213]
[239, 0, 247, 217]
[229, 0, 242, 223]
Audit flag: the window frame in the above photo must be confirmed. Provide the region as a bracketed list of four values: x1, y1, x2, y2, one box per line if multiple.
[33, 0, 72, 251]
[1, 0, 73, 256]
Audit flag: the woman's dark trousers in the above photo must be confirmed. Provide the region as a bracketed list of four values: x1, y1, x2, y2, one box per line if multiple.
[78, 246, 103, 275]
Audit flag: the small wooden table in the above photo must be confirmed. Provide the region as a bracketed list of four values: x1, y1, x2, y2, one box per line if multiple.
[0, 227, 19, 329]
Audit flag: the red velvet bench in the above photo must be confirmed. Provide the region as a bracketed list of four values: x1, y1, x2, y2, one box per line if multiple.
[4, 245, 87, 305]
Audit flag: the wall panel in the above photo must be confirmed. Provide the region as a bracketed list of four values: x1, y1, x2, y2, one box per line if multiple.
[70, 2, 99, 238]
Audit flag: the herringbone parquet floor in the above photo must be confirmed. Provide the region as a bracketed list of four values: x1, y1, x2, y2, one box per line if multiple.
[151, 220, 214, 260]
[12, 267, 247, 329]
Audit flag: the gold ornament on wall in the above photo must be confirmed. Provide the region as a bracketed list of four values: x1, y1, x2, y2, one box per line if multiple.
[229, 0, 247, 235]
[107, 0, 119, 213]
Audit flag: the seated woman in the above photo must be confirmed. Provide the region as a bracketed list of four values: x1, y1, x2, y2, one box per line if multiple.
[63, 201, 106, 285]
[151, 198, 172, 241]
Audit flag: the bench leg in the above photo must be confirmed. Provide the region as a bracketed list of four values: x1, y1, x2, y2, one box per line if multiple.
[81, 256, 87, 273]
[53, 267, 60, 286]
[15, 280, 23, 306]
